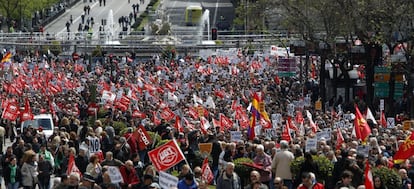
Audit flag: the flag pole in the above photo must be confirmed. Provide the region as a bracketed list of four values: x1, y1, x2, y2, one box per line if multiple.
[172, 137, 193, 174]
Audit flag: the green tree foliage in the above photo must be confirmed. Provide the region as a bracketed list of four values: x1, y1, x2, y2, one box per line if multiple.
[0, 0, 59, 25]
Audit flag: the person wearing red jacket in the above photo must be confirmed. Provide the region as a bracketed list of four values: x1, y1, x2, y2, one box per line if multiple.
[120, 160, 140, 189]
[297, 172, 324, 189]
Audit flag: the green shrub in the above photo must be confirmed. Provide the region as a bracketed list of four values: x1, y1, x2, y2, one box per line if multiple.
[233, 157, 254, 184]
[148, 131, 162, 145]
[112, 121, 127, 135]
[156, 139, 170, 147]
[373, 167, 401, 189]
[290, 155, 333, 182]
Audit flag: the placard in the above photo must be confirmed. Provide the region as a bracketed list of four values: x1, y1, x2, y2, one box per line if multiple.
[198, 143, 213, 154]
[107, 166, 123, 183]
[264, 128, 277, 138]
[387, 117, 395, 128]
[230, 131, 242, 142]
[159, 171, 179, 189]
[380, 99, 384, 111]
[306, 138, 318, 152]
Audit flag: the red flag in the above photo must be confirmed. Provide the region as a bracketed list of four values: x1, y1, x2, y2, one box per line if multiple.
[380, 111, 386, 128]
[287, 116, 298, 132]
[201, 158, 214, 184]
[20, 98, 34, 122]
[174, 116, 184, 133]
[231, 100, 238, 111]
[220, 114, 233, 129]
[67, 154, 82, 176]
[2, 101, 20, 121]
[160, 107, 175, 122]
[281, 123, 291, 142]
[188, 106, 199, 119]
[336, 127, 344, 150]
[133, 125, 152, 150]
[394, 132, 414, 163]
[364, 161, 374, 189]
[212, 118, 221, 130]
[132, 109, 146, 119]
[260, 117, 272, 129]
[148, 140, 185, 171]
[354, 105, 371, 141]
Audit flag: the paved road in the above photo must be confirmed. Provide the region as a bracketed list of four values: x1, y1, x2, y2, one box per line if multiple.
[45, 0, 150, 40]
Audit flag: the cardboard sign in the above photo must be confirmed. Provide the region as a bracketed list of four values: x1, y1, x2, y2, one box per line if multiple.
[387, 117, 395, 128]
[159, 171, 179, 189]
[315, 100, 322, 110]
[306, 138, 318, 152]
[230, 131, 242, 142]
[198, 143, 213, 154]
[265, 128, 277, 138]
[107, 166, 123, 183]
[380, 99, 384, 111]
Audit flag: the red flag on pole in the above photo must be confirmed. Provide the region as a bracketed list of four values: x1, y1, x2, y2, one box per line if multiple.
[394, 132, 414, 163]
[336, 127, 344, 150]
[220, 114, 233, 129]
[281, 123, 291, 142]
[20, 98, 34, 122]
[148, 140, 185, 171]
[354, 105, 371, 142]
[201, 158, 214, 184]
[133, 125, 152, 150]
[67, 154, 82, 176]
[364, 161, 374, 189]
[174, 116, 184, 133]
[380, 111, 387, 128]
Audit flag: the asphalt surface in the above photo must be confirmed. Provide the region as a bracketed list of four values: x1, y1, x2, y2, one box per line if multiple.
[45, 0, 150, 40]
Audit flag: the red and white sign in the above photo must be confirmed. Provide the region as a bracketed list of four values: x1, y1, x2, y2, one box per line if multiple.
[88, 103, 99, 116]
[133, 125, 152, 150]
[201, 158, 214, 184]
[148, 140, 185, 171]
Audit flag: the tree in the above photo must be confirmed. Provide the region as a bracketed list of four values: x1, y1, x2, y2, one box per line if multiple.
[272, 0, 414, 113]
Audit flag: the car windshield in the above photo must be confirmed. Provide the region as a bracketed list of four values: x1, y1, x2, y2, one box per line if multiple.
[22, 118, 52, 130]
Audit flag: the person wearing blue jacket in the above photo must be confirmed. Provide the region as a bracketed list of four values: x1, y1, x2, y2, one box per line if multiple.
[177, 173, 198, 189]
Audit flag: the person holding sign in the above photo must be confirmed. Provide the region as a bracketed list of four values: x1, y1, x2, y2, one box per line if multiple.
[119, 160, 140, 189]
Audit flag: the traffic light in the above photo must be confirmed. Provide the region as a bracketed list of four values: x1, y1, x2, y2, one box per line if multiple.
[211, 28, 217, 40]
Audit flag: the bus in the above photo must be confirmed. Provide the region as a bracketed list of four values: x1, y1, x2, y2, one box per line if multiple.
[185, 5, 203, 26]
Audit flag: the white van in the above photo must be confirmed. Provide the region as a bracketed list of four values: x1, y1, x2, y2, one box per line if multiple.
[20, 114, 55, 139]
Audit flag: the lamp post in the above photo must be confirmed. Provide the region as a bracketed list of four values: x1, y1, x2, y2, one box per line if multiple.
[319, 42, 331, 111]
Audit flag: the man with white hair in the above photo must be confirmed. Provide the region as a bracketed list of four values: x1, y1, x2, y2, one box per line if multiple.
[217, 162, 241, 189]
[253, 144, 272, 188]
[271, 140, 294, 189]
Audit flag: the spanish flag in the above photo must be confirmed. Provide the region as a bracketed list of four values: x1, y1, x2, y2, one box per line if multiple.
[1, 52, 11, 64]
[354, 104, 371, 142]
[248, 92, 270, 140]
[394, 132, 414, 164]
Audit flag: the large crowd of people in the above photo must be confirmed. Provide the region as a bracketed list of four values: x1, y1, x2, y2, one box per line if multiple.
[0, 47, 411, 189]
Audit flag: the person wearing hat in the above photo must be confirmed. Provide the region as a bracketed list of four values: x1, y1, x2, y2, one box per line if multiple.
[79, 173, 102, 189]
[177, 173, 197, 189]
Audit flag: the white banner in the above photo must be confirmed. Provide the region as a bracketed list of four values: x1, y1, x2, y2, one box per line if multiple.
[159, 171, 179, 189]
[306, 138, 318, 152]
[230, 131, 242, 142]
